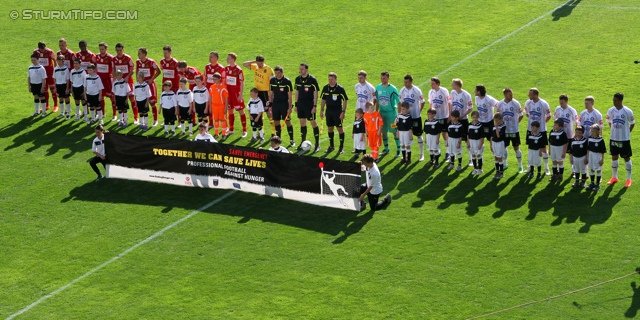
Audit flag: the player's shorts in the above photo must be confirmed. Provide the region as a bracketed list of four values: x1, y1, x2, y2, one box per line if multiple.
[528, 149, 542, 167]
[271, 105, 289, 121]
[588, 152, 603, 171]
[367, 132, 381, 148]
[469, 139, 484, 156]
[504, 132, 521, 147]
[380, 111, 397, 133]
[227, 90, 245, 110]
[55, 84, 69, 99]
[437, 118, 449, 133]
[258, 91, 269, 111]
[398, 130, 413, 146]
[72, 86, 84, 101]
[136, 99, 149, 113]
[610, 140, 632, 158]
[195, 102, 207, 118]
[115, 95, 129, 111]
[325, 110, 343, 128]
[447, 137, 462, 156]
[527, 130, 548, 147]
[492, 141, 506, 158]
[250, 113, 263, 128]
[99, 76, 113, 98]
[481, 120, 494, 139]
[211, 105, 225, 121]
[550, 145, 565, 162]
[426, 134, 439, 151]
[86, 94, 100, 109]
[179, 106, 191, 123]
[460, 119, 469, 137]
[412, 117, 423, 136]
[162, 107, 176, 125]
[354, 133, 366, 150]
[297, 103, 316, 120]
[148, 82, 158, 104]
[573, 156, 587, 174]
[30, 83, 43, 96]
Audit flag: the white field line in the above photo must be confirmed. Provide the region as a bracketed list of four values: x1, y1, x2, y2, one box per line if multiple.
[418, 0, 574, 87]
[6, 190, 237, 320]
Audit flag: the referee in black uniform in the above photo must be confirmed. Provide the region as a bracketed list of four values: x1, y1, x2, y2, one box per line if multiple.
[295, 63, 320, 152]
[268, 66, 294, 147]
[320, 72, 349, 154]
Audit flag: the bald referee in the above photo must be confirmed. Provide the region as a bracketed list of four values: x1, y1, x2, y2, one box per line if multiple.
[243, 55, 275, 136]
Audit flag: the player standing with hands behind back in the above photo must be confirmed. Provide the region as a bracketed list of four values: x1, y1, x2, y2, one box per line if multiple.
[295, 63, 321, 151]
[320, 72, 349, 154]
[28, 53, 47, 117]
[606, 92, 635, 187]
[525, 88, 552, 175]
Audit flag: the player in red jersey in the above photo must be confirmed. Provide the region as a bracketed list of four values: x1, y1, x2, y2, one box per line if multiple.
[177, 61, 201, 90]
[96, 42, 116, 120]
[160, 45, 180, 93]
[76, 40, 96, 71]
[224, 52, 247, 137]
[56, 38, 75, 69]
[114, 43, 139, 123]
[204, 51, 226, 126]
[33, 41, 57, 112]
[136, 47, 162, 126]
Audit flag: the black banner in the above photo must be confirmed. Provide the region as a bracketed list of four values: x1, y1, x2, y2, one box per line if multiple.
[104, 133, 362, 210]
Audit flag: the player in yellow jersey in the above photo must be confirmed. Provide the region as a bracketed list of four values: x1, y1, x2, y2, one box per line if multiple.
[243, 55, 275, 135]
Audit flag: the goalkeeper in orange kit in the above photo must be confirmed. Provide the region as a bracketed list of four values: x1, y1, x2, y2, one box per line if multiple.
[363, 102, 383, 162]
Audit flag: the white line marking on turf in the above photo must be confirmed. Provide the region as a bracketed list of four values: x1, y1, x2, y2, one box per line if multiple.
[6, 190, 236, 320]
[418, 0, 574, 87]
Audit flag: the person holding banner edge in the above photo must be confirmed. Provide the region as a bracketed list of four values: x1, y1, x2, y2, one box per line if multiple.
[359, 154, 391, 212]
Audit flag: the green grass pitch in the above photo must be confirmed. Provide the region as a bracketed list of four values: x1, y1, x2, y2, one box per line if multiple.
[2, 0, 640, 319]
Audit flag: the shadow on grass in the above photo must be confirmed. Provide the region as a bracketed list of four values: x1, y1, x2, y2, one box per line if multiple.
[493, 173, 534, 218]
[626, 281, 640, 318]
[552, 0, 582, 21]
[62, 179, 374, 242]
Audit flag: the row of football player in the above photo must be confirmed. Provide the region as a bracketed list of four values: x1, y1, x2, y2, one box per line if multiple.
[27, 40, 253, 130]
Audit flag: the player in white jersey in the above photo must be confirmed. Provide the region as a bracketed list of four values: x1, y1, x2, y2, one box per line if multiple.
[606, 92, 635, 187]
[83, 64, 104, 124]
[578, 96, 603, 139]
[160, 81, 178, 136]
[28, 54, 47, 117]
[53, 55, 71, 119]
[554, 94, 579, 138]
[450, 79, 474, 166]
[524, 88, 551, 175]
[354, 70, 376, 112]
[428, 77, 451, 160]
[496, 88, 524, 172]
[176, 78, 194, 135]
[474, 84, 499, 143]
[112, 69, 131, 127]
[399, 74, 425, 160]
[70, 58, 87, 121]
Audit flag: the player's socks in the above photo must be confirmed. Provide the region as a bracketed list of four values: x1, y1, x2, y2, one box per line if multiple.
[221, 121, 228, 135]
[596, 174, 602, 185]
[287, 125, 294, 141]
[504, 149, 509, 167]
[418, 139, 424, 158]
[97, 111, 103, 122]
[34, 100, 39, 114]
[208, 114, 214, 127]
[402, 150, 406, 160]
[495, 162, 499, 172]
[581, 173, 588, 184]
[181, 123, 185, 132]
[499, 162, 504, 173]
[228, 113, 235, 132]
[40, 100, 46, 114]
[626, 160, 632, 180]
[172, 124, 176, 132]
[90, 109, 96, 120]
[372, 147, 378, 159]
[100, 100, 106, 116]
[133, 106, 139, 121]
[407, 151, 411, 161]
[275, 124, 282, 138]
[240, 113, 247, 131]
[270, 120, 276, 137]
[450, 156, 455, 163]
[559, 166, 564, 175]
[516, 149, 523, 168]
[339, 133, 345, 150]
[45, 91, 50, 108]
[112, 101, 117, 117]
[543, 153, 549, 171]
[75, 103, 80, 116]
[611, 160, 619, 178]
[328, 132, 335, 147]
[472, 158, 478, 169]
[478, 157, 483, 169]
[301, 126, 307, 141]
[152, 105, 158, 121]
[164, 125, 169, 132]
[394, 136, 401, 154]
[590, 174, 595, 184]
[252, 129, 258, 139]
[65, 103, 71, 115]
[435, 153, 441, 164]
[537, 166, 542, 174]
[382, 134, 389, 151]
[313, 127, 320, 147]
[529, 165, 534, 174]
[52, 91, 58, 109]
[189, 123, 193, 133]
[458, 157, 462, 166]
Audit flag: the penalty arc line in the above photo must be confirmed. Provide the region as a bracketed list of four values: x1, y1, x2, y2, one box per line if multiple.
[6, 190, 237, 320]
[418, 0, 574, 87]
